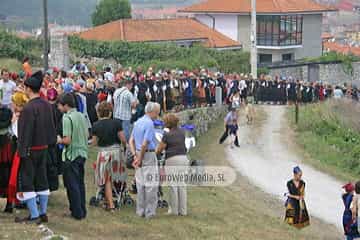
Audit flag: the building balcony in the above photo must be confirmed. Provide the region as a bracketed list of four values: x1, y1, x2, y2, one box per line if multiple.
[256, 15, 303, 49]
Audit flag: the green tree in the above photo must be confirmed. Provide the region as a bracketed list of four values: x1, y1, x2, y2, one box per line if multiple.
[92, 0, 131, 26]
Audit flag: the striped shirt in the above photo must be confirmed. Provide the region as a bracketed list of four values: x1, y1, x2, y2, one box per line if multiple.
[113, 87, 134, 121]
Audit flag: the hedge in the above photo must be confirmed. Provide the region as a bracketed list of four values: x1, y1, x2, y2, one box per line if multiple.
[68, 35, 250, 73]
[0, 29, 42, 65]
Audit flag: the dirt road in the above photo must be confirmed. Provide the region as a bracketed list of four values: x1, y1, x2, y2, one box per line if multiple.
[226, 105, 343, 229]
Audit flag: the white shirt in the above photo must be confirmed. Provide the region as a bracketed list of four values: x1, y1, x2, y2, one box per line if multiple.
[333, 89, 344, 99]
[104, 72, 114, 82]
[0, 79, 16, 106]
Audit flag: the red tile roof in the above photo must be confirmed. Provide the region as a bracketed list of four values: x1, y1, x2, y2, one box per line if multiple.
[78, 18, 241, 49]
[323, 41, 360, 57]
[15, 31, 33, 39]
[337, 0, 355, 11]
[321, 32, 334, 40]
[180, 0, 337, 14]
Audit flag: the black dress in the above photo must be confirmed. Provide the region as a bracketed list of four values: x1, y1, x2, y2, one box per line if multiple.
[285, 180, 310, 228]
[288, 82, 297, 102]
[85, 92, 98, 125]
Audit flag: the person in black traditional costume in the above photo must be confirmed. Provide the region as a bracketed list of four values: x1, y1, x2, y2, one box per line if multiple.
[253, 78, 261, 104]
[284, 166, 310, 229]
[287, 77, 297, 104]
[313, 82, 320, 102]
[280, 79, 287, 105]
[1, 92, 29, 213]
[15, 71, 56, 224]
[46, 88, 62, 191]
[0, 106, 14, 212]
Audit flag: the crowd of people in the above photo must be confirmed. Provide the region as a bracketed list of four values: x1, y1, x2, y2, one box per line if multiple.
[1, 59, 360, 238]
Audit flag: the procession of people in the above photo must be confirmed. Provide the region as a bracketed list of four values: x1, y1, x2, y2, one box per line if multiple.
[1, 60, 360, 239]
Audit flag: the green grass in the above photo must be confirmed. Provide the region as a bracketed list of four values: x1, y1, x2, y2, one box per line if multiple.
[0, 112, 341, 240]
[0, 58, 22, 72]
[287, 100, 360, 181]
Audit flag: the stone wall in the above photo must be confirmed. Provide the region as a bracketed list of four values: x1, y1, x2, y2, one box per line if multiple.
[175, 106, 227, 137]
[269, 62, 360, 85]
[49, 33, 70, 70]
[269, 65, 308, 82]
[319, 62, 360, 85]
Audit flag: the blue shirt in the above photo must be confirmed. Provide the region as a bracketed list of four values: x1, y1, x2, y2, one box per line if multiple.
[131, 115, 156, 151]
[224, 111, 238, 125]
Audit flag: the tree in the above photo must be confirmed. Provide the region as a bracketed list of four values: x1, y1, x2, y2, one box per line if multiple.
[92, 0, 131, 27]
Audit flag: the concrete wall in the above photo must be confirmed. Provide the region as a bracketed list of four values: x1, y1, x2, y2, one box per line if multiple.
[268, 62, 360, 85]
[257, 48, 299, 62]
[175, 106, 227, 137]
[295, 14, 323, 60]
[238, 15, 251, 50]
[195, 14, 238, 41]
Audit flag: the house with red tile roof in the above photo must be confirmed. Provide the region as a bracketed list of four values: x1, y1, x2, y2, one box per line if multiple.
[180, 0, 337, 64]
[322, 32, 334, 41]
[77, 18, 241, 50]
[323, 41, 360, 57]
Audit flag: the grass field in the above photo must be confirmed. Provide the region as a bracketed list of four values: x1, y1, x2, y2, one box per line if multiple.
[287, 99, 360, 182]
[0, 110, 341, 240]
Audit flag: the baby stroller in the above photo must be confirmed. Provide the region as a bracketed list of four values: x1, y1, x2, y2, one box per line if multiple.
[181, 124, 196, 152]
[180, 124, 205, 185]
[89, 147, 134, 209]
[154, 120, 169, 209]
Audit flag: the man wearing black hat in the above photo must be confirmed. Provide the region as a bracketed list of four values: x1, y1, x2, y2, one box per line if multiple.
[15, 71, 56, 224]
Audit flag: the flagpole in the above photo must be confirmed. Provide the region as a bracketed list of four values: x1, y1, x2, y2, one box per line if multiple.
[43, 0, 49, 71]
[250, 0, 257, 79]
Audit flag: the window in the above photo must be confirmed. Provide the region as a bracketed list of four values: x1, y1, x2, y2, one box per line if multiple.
[282, 53, 294, 62]
[257, 15, 303, 46]
[259, 54, 272, 64]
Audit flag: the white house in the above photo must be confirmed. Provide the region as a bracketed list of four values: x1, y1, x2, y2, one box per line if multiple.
[180, 0, 337, 64]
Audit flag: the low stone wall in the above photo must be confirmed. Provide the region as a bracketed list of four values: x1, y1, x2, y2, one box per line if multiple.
[269, 65, 308, 82]
[319, 62, 360, 85]
[175, 106, 227, 137]
[269, 62, 360, 85]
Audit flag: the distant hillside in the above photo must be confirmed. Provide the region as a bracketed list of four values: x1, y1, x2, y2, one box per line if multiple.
[0, 0, 197, 30]
[0, 0, 98, 29]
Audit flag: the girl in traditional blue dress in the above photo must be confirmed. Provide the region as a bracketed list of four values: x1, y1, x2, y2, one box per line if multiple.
[344, 182, 360, 240]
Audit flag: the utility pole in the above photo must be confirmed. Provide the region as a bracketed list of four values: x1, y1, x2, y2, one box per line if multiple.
[43, 0, 49, 71]
[250, 0, 257, 79]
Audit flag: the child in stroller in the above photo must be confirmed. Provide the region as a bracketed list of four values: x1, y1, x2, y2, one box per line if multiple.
[89, 102, 134, 211]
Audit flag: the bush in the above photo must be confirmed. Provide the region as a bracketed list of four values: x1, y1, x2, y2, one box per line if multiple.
[257, 67, 270, 76]
[290, 99, 360, 177]
[0, 58, 22, 72]
[68, 36, 250, 73]
[0, 29, 42, 65]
